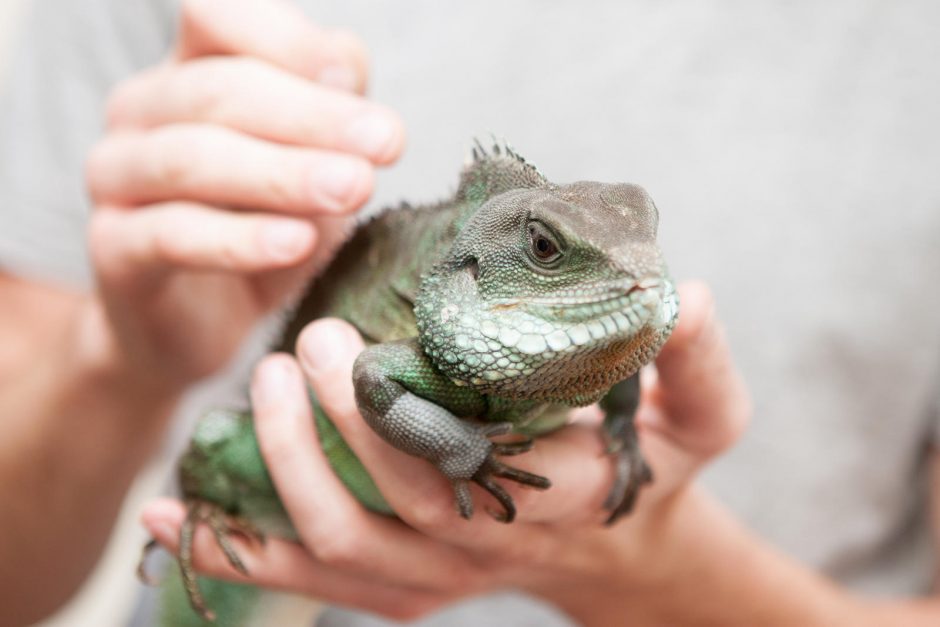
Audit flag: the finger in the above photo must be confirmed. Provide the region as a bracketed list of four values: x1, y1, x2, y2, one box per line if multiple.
[87, 125, 373, 214]
[248, 353, 486, 593]
[296, 320, 579, 555]
[107, 58, 404, 164]
[88, 203, 316, 283]
[141, 499, 448, 622]
[175, 0, 368, 92]
[647, 281, 751, 456]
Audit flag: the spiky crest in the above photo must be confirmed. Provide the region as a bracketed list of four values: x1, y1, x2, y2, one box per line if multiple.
[457, 136, 548, 203]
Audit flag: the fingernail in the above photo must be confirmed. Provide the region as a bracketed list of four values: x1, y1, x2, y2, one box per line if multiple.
[149, 522, 176, 544]
[310, 158, 365, 211]
[251, 359, 290, 408]
[344, 111, 399, 161]
[299, 323, 349, 372]
[317, 65, 359, 91]
[261, 221, 313, 262]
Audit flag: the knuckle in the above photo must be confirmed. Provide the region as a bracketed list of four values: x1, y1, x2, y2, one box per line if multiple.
[309, 530, 362, 569]
[403, 497, 455, 534]
[330, 28, 370, 77]
[337, 159, 375, 213]
[214, 229, 250, 269]
[179, 0, 212, 28]
[184, 57, 257, 122]
[505, 482, 540, 514]
[149, 124, 209, 188]
[486, 534, 552, 569]
[440, 564, 486, 592]
[84, 140, 113, 200]
[104, 80, 134, 128]
[490, 541, 530, 566]
[184, 62, 231, 121]
[151, 217, 185, 265]
[86, 210, 119, 268]
[260, 161, 298, 207]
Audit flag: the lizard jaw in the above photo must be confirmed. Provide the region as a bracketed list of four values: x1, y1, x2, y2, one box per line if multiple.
[418, 278, 678, 397]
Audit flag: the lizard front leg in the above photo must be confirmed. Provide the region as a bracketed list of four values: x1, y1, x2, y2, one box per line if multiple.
[599, 373, 653, 524]
[353, 339, 551, 522]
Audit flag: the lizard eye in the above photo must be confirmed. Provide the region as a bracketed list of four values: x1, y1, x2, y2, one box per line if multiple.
[527, 222, 562, 264]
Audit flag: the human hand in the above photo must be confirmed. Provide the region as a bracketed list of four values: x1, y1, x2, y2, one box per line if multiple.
[141, 281, 750, 621]
[84, 0, 404, 392]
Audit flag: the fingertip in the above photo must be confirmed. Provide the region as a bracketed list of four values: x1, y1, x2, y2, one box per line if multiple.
[308, 156, 374, 215]
[668, 280, 716, 348]
[324, 28, 370, 93]
[141, 498, 186, 546]
[653, 280, 751, 456]
[259, 218, 318, 265]
[296, 318, 363, 373]
[250, 352, 305, 410]
[373, 109, 407, 165]
[348, 159, 376, 212]
[255, 351, 302, 374]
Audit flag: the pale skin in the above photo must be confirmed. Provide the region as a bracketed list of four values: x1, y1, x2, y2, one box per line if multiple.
[0, 0, 938, 625]
[0, 0, 403, 622]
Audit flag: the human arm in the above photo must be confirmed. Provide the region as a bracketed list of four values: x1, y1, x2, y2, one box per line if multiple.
[143, 282, 940, 625]
[0, 274, 182, 626]
[0, 0, 404, 622]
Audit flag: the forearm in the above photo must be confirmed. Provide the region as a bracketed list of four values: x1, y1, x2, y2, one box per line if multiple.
[539, 487, 939, 627]
[0, 292, 179, 623]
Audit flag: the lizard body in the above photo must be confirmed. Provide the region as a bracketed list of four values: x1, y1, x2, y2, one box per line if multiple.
[152, 142, 679, 625]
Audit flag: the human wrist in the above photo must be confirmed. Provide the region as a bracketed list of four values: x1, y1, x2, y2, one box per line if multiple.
[73, 296, 185, 401]
[529, 485, 861, 627]
[522, 485, 698, 626]
[63, 296, 183, 449]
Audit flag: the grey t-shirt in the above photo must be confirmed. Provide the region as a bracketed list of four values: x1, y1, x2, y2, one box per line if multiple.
[3, 1, 940, 625]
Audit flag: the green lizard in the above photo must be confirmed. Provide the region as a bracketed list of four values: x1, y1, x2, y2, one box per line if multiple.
[144, 141, 679, 626]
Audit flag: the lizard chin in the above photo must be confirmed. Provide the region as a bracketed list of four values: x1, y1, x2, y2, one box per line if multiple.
[417, 279, 679, 403]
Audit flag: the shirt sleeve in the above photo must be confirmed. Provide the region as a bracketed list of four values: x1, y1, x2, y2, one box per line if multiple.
[0, 0, 175, 288]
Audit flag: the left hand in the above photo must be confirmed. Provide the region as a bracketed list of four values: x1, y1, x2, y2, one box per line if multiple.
[141, 281, 750, 622]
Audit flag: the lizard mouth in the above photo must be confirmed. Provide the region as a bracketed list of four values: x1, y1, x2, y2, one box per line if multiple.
[447, 278, 678, 402]
[471, 277, 676, 360]
[491, 277, 670, 326]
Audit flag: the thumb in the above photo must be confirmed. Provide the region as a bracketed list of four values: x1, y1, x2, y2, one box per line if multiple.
[647, 280, 750, 459]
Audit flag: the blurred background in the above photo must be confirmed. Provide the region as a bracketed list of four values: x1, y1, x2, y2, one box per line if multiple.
[0, 0, 28, 83]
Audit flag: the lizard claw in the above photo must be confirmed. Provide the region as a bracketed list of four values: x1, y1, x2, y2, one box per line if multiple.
[491, 438, 535, 456]
[602, 432, 653, 525]
[473, 457, 551, 523]
[450, 425, 551, 523]
[176, 500, 267, 622]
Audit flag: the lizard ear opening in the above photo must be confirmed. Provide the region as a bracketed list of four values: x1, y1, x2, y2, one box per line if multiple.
[465, 257, 480, 281]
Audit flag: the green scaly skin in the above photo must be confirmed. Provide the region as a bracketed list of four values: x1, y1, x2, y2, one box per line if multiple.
[150, 141, 679, 625]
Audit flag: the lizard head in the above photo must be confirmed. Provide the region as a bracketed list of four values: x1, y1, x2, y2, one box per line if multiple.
[415, 180, 678, 405]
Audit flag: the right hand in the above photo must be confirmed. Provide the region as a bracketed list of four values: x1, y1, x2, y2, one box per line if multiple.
[84, 0, 405, 392]
[142, 283, 751, 621]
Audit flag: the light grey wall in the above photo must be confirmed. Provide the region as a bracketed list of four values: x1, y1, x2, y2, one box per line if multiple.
[0, 0, 29, 84]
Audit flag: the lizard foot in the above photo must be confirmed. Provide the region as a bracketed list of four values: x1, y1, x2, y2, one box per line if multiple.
[178, 500, 266, 622]
[451, 423, 551, 524]
[602, 428, 653, 525]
